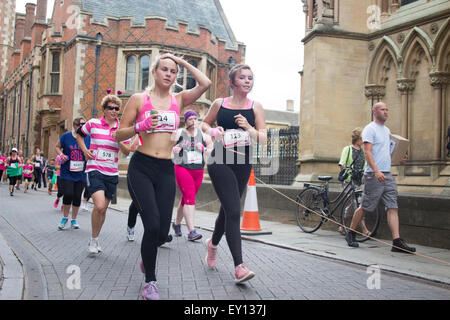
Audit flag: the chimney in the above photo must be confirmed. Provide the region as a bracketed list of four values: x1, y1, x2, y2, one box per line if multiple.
[286, 99, 294, 112]
[14, 14, 26, 50]
[24, 3, 36, 39]
[36, 0, 48, 24]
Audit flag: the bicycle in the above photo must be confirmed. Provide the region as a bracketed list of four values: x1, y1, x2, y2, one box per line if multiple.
[295, 167, 381, 242]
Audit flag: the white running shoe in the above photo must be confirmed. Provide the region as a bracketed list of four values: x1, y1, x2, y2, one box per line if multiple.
[88, 238, 102, 254]
[127, 227, 135, 241]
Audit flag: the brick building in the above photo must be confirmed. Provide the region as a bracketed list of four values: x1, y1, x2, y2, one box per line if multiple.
[0, 0, 245, 160]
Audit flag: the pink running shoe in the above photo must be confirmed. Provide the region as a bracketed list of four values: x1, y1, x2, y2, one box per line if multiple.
[142, 281, 160, 300]
[53, 198, 59, 208]
[205, 238, 218, 268]
[235, 264, 255, 284]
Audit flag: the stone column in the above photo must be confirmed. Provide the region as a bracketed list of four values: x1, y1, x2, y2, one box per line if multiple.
[430, 72, 450, 160]
[365, 85, 386, 120]
[391, 0, 400, 13]
[397, 78, 415, 139]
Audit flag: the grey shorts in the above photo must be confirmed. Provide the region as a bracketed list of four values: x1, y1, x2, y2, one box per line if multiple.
[361, 172, 398, 212]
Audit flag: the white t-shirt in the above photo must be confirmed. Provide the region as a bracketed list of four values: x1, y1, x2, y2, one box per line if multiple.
[362, 121, 393, 173]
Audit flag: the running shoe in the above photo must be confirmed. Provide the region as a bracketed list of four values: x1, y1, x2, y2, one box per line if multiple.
[205, 238, 218, 268]
[142, 281, 160, 300]
[235, 264, 255, 284]
[10, 191, 13, 196]
[88, 238, 102, 254]
[345, 230, 359, 248]
[127, 227, 135, 241]
[53, 198, 59, 208]
[58, 217, 68, 230]
[172, 222, 182, 237]
[158, 234, 173, 247]
[71, 219, 80, 229]
[188, 230, 202, 241]
[391, 238, 416, 254]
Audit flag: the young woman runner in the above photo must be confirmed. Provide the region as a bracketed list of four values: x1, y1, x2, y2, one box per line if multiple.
[116, 53, 211, 300]
[172, 110, 213, 241]
[201, 64, 267, 284]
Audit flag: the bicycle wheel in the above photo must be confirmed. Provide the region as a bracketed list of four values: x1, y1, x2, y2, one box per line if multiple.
[295, 187, 326, 233]
[340, 194, 380, 242]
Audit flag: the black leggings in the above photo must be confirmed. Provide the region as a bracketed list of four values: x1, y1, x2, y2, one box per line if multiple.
[207, 162, 252, 267]
[56, 176, 64, 198]
[33, 167, 42, 188]
[61, 179, 84, 207]
[128, 202, 139, 229]
[127, 151, 175, 282]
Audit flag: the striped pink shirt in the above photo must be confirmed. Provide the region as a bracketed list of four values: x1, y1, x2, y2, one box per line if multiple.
[81, 116, 120, 176]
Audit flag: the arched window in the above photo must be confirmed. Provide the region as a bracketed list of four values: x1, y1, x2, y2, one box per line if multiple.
[139, 55, 150, 91]
[174, 58, 199, 93]
[125, 55, 137, 91]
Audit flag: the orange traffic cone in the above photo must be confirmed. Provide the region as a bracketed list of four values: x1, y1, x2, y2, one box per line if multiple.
[240, 170, 272, 235]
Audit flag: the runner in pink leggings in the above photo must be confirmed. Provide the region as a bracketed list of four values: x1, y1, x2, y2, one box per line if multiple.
[172, 110, 213, 241]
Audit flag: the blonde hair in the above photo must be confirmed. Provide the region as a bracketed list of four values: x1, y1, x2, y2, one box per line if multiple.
[351, 127, 362, 144]
[100, 94, 122, 109]
[144, 54, 180, 97]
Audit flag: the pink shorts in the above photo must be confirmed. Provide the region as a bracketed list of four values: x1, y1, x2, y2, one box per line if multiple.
[174, 165, 204, 206]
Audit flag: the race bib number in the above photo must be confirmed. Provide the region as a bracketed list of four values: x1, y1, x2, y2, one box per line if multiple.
[35, 162, 40, 168]
[222, 129, 251, 148]
[186, 150, 203, 164]
[96, 148, 115, 163]
[145, 110, 177, 133]
[70, 161, 84, 172]
[24, 169, 31, 175]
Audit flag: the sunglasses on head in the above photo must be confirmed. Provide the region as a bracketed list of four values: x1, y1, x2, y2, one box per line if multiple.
[105, 105, 120, 111]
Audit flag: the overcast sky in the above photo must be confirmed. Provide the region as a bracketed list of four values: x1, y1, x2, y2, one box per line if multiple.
[16, 0, 305, 112]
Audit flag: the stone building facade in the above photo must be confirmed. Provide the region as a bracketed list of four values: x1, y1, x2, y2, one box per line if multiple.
[0, 0, 245, 160]
[298, 0, 450, 195]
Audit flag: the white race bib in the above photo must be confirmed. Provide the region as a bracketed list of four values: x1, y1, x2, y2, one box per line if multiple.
[34, 162, 40, 168]
[186, 150, 203, 164]
[222, 129, 251, 148]
[24, 169, 31, 175]
[96, 148, 115, 163]
[70, 161, 84, 172]
[145, 110, 177, 133]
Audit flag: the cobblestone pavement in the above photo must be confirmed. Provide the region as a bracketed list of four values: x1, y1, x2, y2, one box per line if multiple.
[0, 185, 449, 300]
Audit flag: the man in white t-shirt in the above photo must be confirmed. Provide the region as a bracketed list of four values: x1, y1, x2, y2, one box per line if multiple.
[345, 102, 416, 254]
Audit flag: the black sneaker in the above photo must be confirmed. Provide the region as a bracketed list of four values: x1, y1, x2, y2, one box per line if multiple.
[345, 230, 359, 248]
[391, 238, 416, 254]
[158, 234, 173, 247]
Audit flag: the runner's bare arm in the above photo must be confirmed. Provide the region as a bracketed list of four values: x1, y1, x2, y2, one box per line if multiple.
[116, 94, 141, 142]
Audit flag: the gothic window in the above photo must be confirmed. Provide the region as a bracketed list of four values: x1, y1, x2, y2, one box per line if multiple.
[50, 52, 60, 94]
[206, 62, 216, 101]
[125, 54, 150, 92]
[401, 0, 418, 5]
[139, 55, 150, 91]
[125, 55, 137, 91]
[174, 58, 199, 93]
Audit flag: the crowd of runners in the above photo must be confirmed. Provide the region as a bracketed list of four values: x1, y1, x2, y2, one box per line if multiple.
[1, 53, 416, 301]
[1, 54, 266, 300]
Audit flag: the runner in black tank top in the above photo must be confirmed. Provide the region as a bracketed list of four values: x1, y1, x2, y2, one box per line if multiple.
[201, 64, 267, 284]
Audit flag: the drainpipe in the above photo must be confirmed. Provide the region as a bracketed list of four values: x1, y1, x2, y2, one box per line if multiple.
[26, 63, 33, 157]
[17, 78, 23, 149]
[92, 32, 103, 118]
[12, 82, 16, 141]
